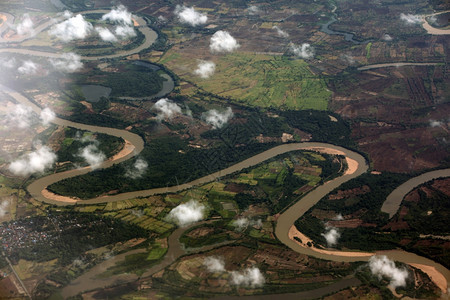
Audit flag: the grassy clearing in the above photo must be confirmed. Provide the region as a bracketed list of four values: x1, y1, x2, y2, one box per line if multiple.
[163, 52, 330, 110]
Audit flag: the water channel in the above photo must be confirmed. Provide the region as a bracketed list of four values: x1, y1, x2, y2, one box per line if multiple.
[1, 6, 449, 298]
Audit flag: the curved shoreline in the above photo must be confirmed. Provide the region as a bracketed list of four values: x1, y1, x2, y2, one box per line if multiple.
[422, 10, 450, 35]
[382, 168, 450, 218]
[1, 7, 449, 297]
[6, 84, 450, 295]
[0, 10, 158, 60]
[275, 151, 450, 294]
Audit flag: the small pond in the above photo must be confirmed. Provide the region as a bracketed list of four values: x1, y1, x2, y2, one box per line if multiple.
[81, 85, 112, 103]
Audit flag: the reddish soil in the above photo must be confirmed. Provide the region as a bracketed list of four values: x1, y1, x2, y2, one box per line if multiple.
[404, 189, 420, 203]
[328, 185, 370, 200]
[328, 219, 363, 229]
[0, 276, 22, 298]
[432, 178, 450, 197]
[224, 183, 247, 193]
[331, 63, 450, 173]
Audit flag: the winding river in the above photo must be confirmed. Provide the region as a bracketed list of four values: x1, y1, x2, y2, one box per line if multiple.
[7, 81, 450, 295]
[0, 10, 158, 60]
[382, 168, 450, 218]
[1, 7, 449, 298]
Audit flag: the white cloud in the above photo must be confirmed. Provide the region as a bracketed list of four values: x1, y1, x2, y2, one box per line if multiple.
[0, 200, 8, 218]
[185, 105, 193, 118]
[321, 226, 340, 247]
[232, 217, 262, 231]
[194, 60, 216, 79]
[230, 267, 265, 287]
[203, 256, 226, 273]
[382, 33, 393, 41]
[272, 25, 289, 38]
[202, 107, 233, 129]
[96, 27, 118, 42]
[61, 10, 73, 19]
[232, 217, 249, 231]
[114, 25, 136, 39]
[429, 120, 442, 127]
[9, 104, 53, 128]
[9, 145, 57, 176]
[0, 57, 16, 69]
[8, 104, 34, 128]
[102, 5, 133, 26]
[49, 14, 93, 42]
[16, 13, 34, 36]
[428, 16, 437, 24]
[175, 5, 208, 26]
[290, 43, 314, 59]
[341, 54, 355, 65]
[166, 199, 205, 227]
[368, 255, 409, 289]
[210, 30, 240, 53]
[247, 5, 260, 15]
[153, 98, 182, 121]
[125, 158, 148, 179]
[50, 52, 83, 72]
[40, 108, 56, 125]
[400, 13, 422, 25]
[18, 60, 39, 75]
[333, 214, 344, 221]
[78, 144, 105, 169]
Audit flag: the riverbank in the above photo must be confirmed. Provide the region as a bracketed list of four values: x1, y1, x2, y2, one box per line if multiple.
[0, 11, 158, 60]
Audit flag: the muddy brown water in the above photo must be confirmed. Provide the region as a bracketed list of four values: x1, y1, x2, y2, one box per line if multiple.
[7, 85, 450, 296]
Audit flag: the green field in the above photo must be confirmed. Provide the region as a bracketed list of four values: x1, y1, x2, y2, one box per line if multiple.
[165, 52, 330, 110]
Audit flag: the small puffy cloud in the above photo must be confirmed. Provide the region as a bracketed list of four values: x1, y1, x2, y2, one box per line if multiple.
[429, 120, 442, 127]
[0, 57, 16, 69]
[232, 217, 249, 231]
[153, 98, 182, 121]
[368, 255, 409, 288]
[400, 13, 422, 25]
[333, 214, 344, 221]
[125, 158, 148, 179]
[194, 60, 216, 79]
[16, 13, 34, 36]
[175, 5, 208, 26]
[61, 10, 73, 19]
[341, 54, 355, 65]
[8, 104, 34, 128]
[202, 107, 233, 129]
[230, 267, 265, 287]
[232, 217, 262, 231]
[166, 199, 205, 227]
[102, 5, 133, 25]
[247, 5, 260, 15]
[321, 226, 340, 247]
[114, 25, 136, 39]
[210, 30, 240, 53]
[9, 145, 57, 176]
[78, 144, 105, 169]
[40, 108, 56, 125]
[382, 33, 393, 41]
[203, 256, 226, 273]
[18, 60, 39, 75]
[272, 25, 289, 38]
[96, 27, 118, 42]
[290, 43, 314, 59]
[49, 14, 93, 42]
[0, 200, 8, 218]
[50, 52, 83, 72]
[428, 16, 437, 24]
